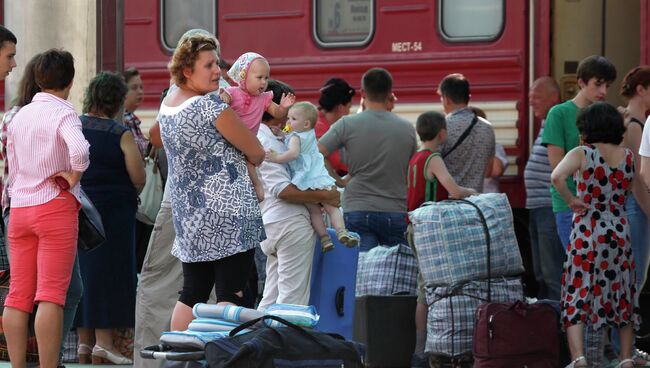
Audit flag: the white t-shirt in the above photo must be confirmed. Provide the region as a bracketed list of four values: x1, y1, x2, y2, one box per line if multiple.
[638, 115, 650, 157]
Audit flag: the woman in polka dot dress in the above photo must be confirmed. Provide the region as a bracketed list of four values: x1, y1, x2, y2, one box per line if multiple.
[551, 102, 650, 368]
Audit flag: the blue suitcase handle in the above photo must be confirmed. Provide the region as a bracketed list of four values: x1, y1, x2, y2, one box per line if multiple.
[335, 287, 345, 316]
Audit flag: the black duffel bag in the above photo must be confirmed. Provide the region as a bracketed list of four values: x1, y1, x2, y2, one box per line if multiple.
[204, 315, 365, 368]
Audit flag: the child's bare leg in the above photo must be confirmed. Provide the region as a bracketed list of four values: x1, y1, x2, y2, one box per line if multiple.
[306, 203, 327, 237]
[323, 203, 345, 231]
[307, 203, 333, 252]
[323, 203, 358, 247]
[247, 161, 264, 202]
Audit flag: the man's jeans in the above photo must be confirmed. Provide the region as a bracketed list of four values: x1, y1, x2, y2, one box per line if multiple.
[627, 195, 650, 289]
[529, 207, 565, 300]
[344, 211, 407, 252]
[554, 210, 573, 255]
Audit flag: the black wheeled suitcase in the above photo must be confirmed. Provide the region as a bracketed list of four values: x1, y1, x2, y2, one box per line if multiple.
[353, 294, 417, 367]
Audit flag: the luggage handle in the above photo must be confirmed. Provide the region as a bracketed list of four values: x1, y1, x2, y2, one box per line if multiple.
[139, 344, 205, 361]
[392, 291, 410, 296]
[507, 299, 531, 316]
[229, 315, 332, 352]
[335, 287, 345, 316]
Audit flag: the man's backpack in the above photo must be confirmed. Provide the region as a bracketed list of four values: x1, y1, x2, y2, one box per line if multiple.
[204, 315, 365, 368]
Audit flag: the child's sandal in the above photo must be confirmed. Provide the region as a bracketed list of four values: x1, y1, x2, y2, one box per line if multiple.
[336, 229, 359, 247]
[320, 236, 334, 253]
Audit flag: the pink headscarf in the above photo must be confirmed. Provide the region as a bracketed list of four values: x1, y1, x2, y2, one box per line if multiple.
[227, 52, 267, 91]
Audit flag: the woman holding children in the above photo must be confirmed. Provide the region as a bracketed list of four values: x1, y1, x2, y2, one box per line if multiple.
[158, 30, 265, 331]
[552, 102, 648, 368]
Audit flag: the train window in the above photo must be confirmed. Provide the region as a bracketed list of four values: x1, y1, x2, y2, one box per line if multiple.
[439, 0, 504, 42]
[160, 0, 217, 52]
[313, 0, 374, 48]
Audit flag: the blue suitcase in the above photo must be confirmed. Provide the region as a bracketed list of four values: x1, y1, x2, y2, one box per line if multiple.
[309, 228, 359, 340]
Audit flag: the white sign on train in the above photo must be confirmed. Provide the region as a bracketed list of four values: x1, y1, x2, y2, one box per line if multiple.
[391, 41, 423, 53]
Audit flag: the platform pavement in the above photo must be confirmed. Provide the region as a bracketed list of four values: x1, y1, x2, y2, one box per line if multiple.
[0, 363, 130, 367]
[65, 365, 130, 368]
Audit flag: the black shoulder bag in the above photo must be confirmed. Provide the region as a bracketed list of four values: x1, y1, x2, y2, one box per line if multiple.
[204, 315, 365, 368]
[442, 115, 479, 159]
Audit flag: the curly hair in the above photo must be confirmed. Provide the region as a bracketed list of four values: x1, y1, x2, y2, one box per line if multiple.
[576, 102, 625, 145]
[168, 29, 219, 86]
[83, 71, 128, 118]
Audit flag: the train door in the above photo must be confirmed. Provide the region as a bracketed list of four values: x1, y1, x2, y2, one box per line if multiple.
[551, 0, 640, 105]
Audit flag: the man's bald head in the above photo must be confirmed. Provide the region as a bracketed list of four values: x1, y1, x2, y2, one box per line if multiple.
[529, 76, 560, 119]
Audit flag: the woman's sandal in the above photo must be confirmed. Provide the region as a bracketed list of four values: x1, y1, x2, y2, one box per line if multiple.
[615, 358, 634, 368]
[565, 356, 588, 368]
[77, 343, 93, 364]
[91, 344, 133, 365]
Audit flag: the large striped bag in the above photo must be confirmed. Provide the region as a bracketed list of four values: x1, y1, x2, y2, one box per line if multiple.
[409, 193, 524, 287]
[356, 244, 417, 297]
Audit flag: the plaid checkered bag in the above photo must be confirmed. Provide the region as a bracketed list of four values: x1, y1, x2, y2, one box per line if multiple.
[409, 193, 524, 287]
[356, 244, 417, 296]
[425, 277, 523, 358]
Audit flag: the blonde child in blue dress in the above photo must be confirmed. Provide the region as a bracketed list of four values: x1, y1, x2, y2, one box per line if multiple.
[266, 101, 358, 252]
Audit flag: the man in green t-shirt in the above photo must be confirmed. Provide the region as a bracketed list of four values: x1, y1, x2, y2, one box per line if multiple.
[541, 55, 616, 249]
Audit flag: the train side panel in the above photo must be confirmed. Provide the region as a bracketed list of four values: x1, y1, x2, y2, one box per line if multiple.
[125, 0, 530, 206]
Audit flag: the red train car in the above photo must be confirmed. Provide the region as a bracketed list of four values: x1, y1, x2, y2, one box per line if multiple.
[122, 0, 645, 208]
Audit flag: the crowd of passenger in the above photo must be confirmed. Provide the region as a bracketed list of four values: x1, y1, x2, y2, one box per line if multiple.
[0, 25, 649, 368]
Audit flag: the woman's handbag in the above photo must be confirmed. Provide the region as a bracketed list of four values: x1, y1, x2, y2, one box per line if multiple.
[2, 188, 105, 251]
[136, 149, 164, 225]
[77, 188, 106, 251]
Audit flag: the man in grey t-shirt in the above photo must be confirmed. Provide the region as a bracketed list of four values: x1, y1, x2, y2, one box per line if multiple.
[319, 68, 417, 252]
[437, 73, 495, 192]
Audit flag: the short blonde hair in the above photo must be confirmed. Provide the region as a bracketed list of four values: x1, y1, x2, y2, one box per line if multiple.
[168, 29, 219, 86]
[291, 101, 318, 129]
